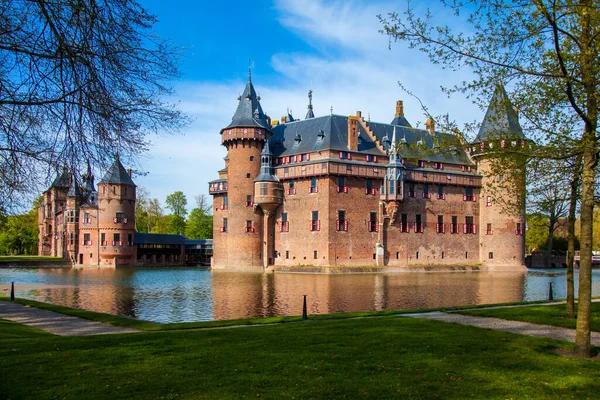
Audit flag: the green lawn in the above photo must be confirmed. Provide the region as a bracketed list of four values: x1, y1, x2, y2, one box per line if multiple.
[0, 255, 64, 263]
[458, 302, 600, 332]
[1, 315, 598, 399]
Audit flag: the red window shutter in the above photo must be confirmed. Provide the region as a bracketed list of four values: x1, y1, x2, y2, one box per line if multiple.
[336, 220, 340, 231]
[472, 196, 477, 202]
[473, 224, 478, 234]
[365, 155, 370, 162]
[461, 166, 465, 172]
[344, 186, 348, 193]
[365, 188, 369, 194]
[286, 221, 289, 232]
[317, 220, 321, 231]
[344, 220, 348, 231]
[375, 223, 379, 232]
[310, 221, 313, 231]
[440, 163, 444, 170]
[463, 195, 467, 201]
[443, 223, 446, 233]
[463, 224, 467, 234]
[373, 156, 378, 163]
[348, 153, 352, 160]
[292, 155, 296, 162]
[306, 153, 310, 161]
[315, 186, 318, 193]
[339, 152, 343, 159]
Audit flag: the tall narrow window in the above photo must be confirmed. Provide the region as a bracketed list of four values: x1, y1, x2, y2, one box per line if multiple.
[464, 187, 475, 202]
[451, 216, 458, 234]
[113, 233, 121, 246]
[368, 212, 378, 232]
[221, 218, 228, 233]
[246, 195, 253, 206]
[337, 210, 348, 231]
[401, 213, 408, 232]
[389, 180, 395, 195]
[464, 216, 476, 234]
[310, 211, 320, 231]
[437, 185, 445, 200]
[422, 184, 430, 199]
[337, 176, 346, 193]
[101, 233, 106, 246]
[260, 183, 268, 196]
[246, 220, 254, 233]
[281, 212, 289, 232]
[408, 183, 416, 198]
[437, 215, 445, 233]
[366, 179, 374, 195]
[128, 233, 133, 246]
[415, 214, 423, 233]
[486, 223, 493, 235]
[288, 180, 296, 195]
[516, 223, 522, 235]
[310, 177, 318, 193]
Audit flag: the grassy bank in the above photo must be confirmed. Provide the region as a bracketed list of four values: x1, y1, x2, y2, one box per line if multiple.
[0, 255, 64, 263]
[0, 296, 562, 332]
[458, 302, 600, 332]
[1, 313, 599, 399]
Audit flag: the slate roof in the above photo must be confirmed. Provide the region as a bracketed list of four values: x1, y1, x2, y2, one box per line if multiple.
[271, 115, 473, 165]
[99, 154, 135, 185]
[51, 168, 71, 188]
[223, 74, 270, 131]
[390, 115, 412, 127]
[475, 85, 525, 142]
[134, 233, 186, 245]
[254, 139, 279, 182]
[67, 176, 80, 197]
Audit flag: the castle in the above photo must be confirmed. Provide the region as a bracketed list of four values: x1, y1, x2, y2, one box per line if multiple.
[37, 156, 212, 266]
[209, 74, 526, 271]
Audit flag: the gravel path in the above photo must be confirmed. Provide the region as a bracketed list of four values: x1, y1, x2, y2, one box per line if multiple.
[0, 301, 138, 336]
[403, 311, 600, 345]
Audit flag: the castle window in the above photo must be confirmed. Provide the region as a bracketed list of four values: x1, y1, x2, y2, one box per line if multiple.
[486, 196, 493, 207]
[336, 210, 347, 232]
[113, 186, 116, 194]
[401, 214, 409, 233]
[101, 233, 106, 246]
[69, 232, 75, 245]
[463, 216, 477, 234]
[486, 223, 493, 235]
[286, 251, 290, 259]
[337, 176, 347, 193]
[246, 195, 253, 206]
[310, 211, 320, 231]
[451, 216, 458, 234]
[260, 183, 268, 196]
[408, 183, 416, 198]
[250, 156, 254, 161]
[339, 151, 351, 160]
[437, 215, 445, 234]
[221, 218, 227, 233]
[287, 180, 296, 195]
[418, 160, 425, 168]
[463, 187, 475, 202]
[499, 175, 504, 181]
[314, 250, 318, 259]
[422, 184, 431, 199]
[368, 212, 378, 232]
[437, 186, 445, 200]
[415, 214, 423, 233]
[489, 252, 494, 259]
[309, 177, 318, 193]
[365, 179, 375, 195]
[83, 233, 91, 245]
[442, 251, 445, 259]
[83, 212, 90, 224]
[389, 180, 395, 195]
[346, 164, 352, 171]
[246, 173, 251, 178]
[245, 220, 254, 233]
[113, 233, 121, 246]
[128, 233, 132, 246]
[516, 223, 523, 235]
[281, 212, 289, 232]
[396, 252, 400, 259]
[115, 212, 125, 223]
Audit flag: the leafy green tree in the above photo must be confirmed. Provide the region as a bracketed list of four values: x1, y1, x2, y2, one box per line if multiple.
[185, 208, 213, 239]
[525, 213, 549, 254]
[165, 191, 187, 235]
[380, 0, 600, 358]
[0, 198, 40, 255]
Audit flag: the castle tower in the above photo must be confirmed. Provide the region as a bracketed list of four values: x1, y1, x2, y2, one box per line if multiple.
[213, 70, 270, 269]
[253, 139, 283, 267]
[471, 85, 526, 270]
[38, 167, 71, 257]
[97, 154, 136, 267]
[65, 174, 80, 264]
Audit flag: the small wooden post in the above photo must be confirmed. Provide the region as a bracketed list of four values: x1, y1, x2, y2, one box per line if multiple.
[10, 282, 14, 301]
[302, 295, 307, 320]
[548, 282, 553, 301]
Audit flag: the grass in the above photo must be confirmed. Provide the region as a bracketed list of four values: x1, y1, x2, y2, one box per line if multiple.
[458, 302, 600, 332]
[1, 314, 599, 399]
[0, 255, 65, 263]
[0, 296, 562, 332]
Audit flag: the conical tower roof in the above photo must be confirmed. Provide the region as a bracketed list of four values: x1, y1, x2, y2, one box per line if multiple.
[51, 167, 71, 188]
[305, 89, 315, 119]
[475, 85, 524, 142]
[67, 174, 80, 197]
[224, 71, 270, 131]
[99, 154, 135, 185]
[254, 139, 278, 182]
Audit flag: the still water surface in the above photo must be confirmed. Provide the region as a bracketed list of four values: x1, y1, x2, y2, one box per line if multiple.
[0, 268, 598, 323]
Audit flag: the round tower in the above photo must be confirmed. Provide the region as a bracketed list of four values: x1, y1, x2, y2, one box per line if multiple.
[65, 174, 80, 264]
[97, 154, 136, 267]
[213, 71, 269, 270]
[472, 85, 526, 270]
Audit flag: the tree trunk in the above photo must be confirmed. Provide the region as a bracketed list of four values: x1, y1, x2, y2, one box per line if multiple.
[566, 154, 581, 319]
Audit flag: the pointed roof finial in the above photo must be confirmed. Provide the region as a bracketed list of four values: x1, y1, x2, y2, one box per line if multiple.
[391, 125, 397, 154]
[330, 105, 333, 115]
[248, 58, 252, 82]
[306, 89, 315, 119]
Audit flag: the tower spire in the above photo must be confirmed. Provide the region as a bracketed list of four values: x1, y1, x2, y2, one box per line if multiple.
[248, 58, 252, 82]
[305, 89, 315, 119]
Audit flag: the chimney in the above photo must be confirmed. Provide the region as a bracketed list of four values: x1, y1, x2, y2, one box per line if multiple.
[281, 115, 287, 124]
[348, 116, 359, 151]
[127, 168, 132, 177]
[514, 107, 519, 119]
[425, 117, 435, 135]
[356, 111, 362, 119]
[395, 100, 404, 117]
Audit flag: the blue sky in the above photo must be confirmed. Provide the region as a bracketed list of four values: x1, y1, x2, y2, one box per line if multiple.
[133, 0, 480, 211]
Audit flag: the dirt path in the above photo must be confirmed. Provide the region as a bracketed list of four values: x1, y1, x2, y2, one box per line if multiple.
[0, 301, 138, 336]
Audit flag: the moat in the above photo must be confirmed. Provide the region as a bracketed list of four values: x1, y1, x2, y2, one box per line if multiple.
[1, 268, 598, 323]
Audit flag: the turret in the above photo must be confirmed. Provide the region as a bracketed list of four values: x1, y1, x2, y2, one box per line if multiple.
[305, 89, 315, 119]
[97, 154, 136, 266]
[65, 173, 80, 263]
[471, 84, 526, 269]
[381, 126, 406, 206]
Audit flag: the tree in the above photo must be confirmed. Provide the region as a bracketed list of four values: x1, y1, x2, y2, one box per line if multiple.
[525, 213, 549, 253]
[380, 1, 599, 357]
[135, 186, 151, 233]
[165, 191, 187, 235]
[0, 198, 40, 255]
[0, 0, 188, 211]
[185, 208, 213, 240]
[147, 198, 167, 234]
